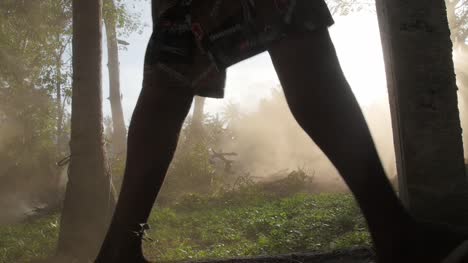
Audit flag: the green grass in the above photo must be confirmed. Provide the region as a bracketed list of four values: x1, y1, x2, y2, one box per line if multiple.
[0, 215, 60, 263]
[0, 194, 371, 263]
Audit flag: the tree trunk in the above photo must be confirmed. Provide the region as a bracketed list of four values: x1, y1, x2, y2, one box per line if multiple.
[376, 0, 468, 226]
[104, 0, 127, 157]
[57, 0, 116, 261]
[188, 96, 206, 142]
[55, 53, 65, 155]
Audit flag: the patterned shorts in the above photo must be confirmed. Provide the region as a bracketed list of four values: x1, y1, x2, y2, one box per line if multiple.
[145, 0, 334, 98]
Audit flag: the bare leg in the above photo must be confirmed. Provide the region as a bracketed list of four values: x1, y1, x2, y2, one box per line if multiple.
[95, 65, 194, 262]
[268, 29, 464, 262]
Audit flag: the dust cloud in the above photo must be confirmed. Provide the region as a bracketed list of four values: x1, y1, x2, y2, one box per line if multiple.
[211, 46, 468, 192]
[455, 47, 468, 160]
[212, 87, 397, 193]
[212, 43, 468, 193]
[0, 121, 67, 224]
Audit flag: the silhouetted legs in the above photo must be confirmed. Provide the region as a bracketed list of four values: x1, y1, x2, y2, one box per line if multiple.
[96, 27, 467, 263]
[268, 28, 465, 262]
[95, 67, 194, 263]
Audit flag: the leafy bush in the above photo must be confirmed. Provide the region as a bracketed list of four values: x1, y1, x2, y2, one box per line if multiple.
[259, 169, 315, 198]
[172, 169, 316, 211]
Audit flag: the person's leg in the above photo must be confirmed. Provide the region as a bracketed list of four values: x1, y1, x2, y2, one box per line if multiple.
[268, 28, 464, 262]
[95, 65, 194, 262]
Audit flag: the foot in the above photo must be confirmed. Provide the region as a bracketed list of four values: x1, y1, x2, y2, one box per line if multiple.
[414, 221, 468, 262]
[375, 220, 468, 263]
[95, 249, 151, 263]
[443, 240, 468, 263]
[95, 234, 149, 263]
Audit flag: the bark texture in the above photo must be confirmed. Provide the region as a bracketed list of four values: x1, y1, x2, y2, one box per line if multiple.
[375, 0, 468, 226]
[57, 0, 116, 260]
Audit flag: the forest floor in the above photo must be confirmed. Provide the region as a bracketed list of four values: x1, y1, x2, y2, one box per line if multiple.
[0, 192, 372, 263]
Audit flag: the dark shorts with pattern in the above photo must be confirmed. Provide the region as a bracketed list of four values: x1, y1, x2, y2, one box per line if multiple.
[144, 0, 334, 98]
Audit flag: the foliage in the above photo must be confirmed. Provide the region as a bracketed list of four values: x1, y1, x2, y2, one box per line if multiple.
[0, 0, 141, 210]
[325, 0, 467, 50]
[171, 168, 316, 211]
[110, 87, 325, 206]
[0, 0, 73, 202]
[325, 0, 375, 15]
[0, 215, 60, 263]
[103, 0, 146, 48]
[446, 0, 467, 45]
[259, 169, 316, 198]
[0, 193, 370, 263]
[157, 117, 220, 204]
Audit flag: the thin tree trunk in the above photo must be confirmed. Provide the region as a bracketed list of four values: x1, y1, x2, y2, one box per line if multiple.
[189, 96, 206, 141]
[55, 53, 64, 155]
[57, 0, 116, 260]
[104, 0, 127, 157]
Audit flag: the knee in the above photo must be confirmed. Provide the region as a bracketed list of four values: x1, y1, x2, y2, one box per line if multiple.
[139, 65, 194, 108]
[129, 72, 194, 134]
